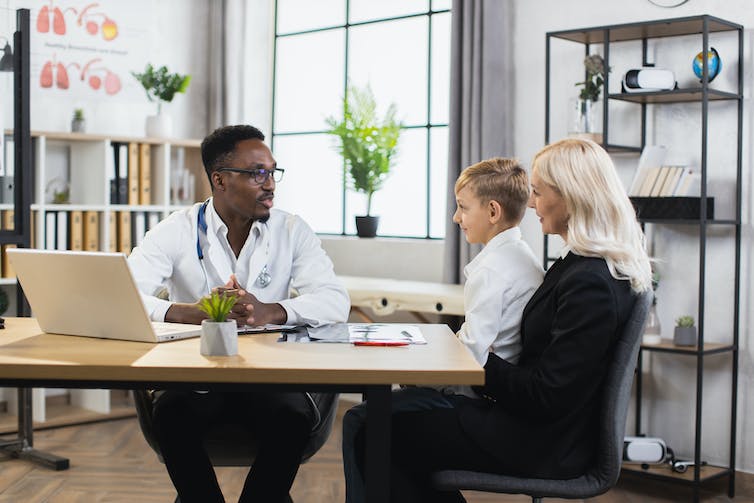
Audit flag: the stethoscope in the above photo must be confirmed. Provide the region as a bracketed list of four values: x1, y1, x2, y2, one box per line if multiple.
[196, 200, 272, 294]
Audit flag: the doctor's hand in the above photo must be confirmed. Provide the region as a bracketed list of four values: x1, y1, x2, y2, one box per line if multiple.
[165, 302, 210, 325]
[230, 291, 287, 327]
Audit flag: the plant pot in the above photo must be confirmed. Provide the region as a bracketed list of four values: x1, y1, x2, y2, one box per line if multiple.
[673, 326, 697, 347]
[71, 118, 86, 133]
[355, 215, 379, 238]
[200, 320, 238, 356]
[568, 97, 603, 144]
[145, 113, 172, 138]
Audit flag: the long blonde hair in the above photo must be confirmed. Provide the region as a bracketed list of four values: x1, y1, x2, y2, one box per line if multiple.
[532, 138, 652, 292]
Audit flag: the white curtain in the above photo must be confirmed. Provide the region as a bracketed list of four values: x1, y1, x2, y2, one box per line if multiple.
[207, 0, 274, 134]
[443, 0, 515, 284]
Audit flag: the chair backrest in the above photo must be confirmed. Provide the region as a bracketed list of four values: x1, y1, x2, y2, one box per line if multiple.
[132, 390, 339, 467]
[590, 289, 652, 488]
[431, 290, 652, 499]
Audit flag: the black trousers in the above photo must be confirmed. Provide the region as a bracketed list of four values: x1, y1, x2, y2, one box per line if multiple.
[351, 389, 501, 503]
[152, 390, 313, 503]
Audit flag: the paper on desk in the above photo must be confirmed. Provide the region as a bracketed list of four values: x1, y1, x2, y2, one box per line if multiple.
[348, 324, 427, 344]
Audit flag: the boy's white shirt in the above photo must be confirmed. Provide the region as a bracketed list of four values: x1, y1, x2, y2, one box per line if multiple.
[444, 226, 544, 398]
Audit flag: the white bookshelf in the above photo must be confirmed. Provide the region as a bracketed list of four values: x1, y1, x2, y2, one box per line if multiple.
[1, 130, 209, 429]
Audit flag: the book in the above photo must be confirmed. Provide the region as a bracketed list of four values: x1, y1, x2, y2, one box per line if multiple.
[638, 166, 661, 196]
[147, 211, 160, 231]
[1, 244, 15, 278]
[128, 142, 140, 205]
[133, 211, 147, 247]
[139, 143, 151, 205]
[69, 211, 84, 251]
[45, 212, 56, 250]
[674, 169, 701, 197]
[1, 209, 13, 230]
[659, 166, 684, 196]
[110, 143, 128, 204]
[83, 211, 100, 251]
[629, 145, 666, 196]
[118, 211, 132, 255]
[107, 211, 117, 252]
[649, 167, 671, 197]
[56, 211, 68, 250]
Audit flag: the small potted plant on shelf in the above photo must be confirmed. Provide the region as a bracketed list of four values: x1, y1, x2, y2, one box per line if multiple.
[71, 108, 86, 133]
[571, 54, 609, 143]
[131, 63, 191, 138]
[198, 291, 238, 356]
[673, 315, 697, 347]
[326, 83, 402, 237]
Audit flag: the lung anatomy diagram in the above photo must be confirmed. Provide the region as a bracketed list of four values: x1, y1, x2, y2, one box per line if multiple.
[37, 2, 119, 40]
[36, 1, 123, 96]
[40, 56, 121, 95]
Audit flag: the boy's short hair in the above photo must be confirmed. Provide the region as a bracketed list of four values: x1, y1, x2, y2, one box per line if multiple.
[455, 157, 529, 224]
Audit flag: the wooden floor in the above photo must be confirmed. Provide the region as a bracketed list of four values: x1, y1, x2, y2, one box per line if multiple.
[0, 401, 751, 502]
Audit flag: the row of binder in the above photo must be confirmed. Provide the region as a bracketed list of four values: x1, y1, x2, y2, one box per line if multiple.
[110, 142, 152, 205]
[42, 210, 161, 255]
[629, 165, 700, 198]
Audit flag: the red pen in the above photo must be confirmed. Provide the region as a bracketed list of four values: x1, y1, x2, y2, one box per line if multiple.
[353, 341, 410, 347]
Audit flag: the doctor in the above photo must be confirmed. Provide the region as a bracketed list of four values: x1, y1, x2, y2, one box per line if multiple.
[128, 124, 350, 503]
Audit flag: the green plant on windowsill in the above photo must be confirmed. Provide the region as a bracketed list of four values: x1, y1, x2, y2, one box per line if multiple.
[197, 291, 238, 323]
[325, 84, 402, 237]
[675, 315, 695, 327]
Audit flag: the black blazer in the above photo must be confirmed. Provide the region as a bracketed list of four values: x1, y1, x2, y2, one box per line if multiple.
[459, 252, 635, 479]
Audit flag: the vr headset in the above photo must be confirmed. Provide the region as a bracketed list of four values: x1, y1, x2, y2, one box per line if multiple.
[623, 436, 667, 463]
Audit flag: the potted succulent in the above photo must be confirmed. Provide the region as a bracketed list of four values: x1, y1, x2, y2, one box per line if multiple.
[673, 315, 697, 347]
[198, 291, 238, 356]
[71, 108, 86, 133]
[131, 63, 191, 138]
[326, 84, 402, 237]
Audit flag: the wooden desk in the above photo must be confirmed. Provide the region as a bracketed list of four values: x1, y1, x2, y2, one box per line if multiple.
[0, 318, 482, 503]
[340, 275, 465, 323]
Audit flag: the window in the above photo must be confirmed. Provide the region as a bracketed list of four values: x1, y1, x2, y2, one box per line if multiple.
[271, 0, 451, 238]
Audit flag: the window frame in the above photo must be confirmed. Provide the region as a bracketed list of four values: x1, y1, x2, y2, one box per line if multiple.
[270, 0, 451, 239]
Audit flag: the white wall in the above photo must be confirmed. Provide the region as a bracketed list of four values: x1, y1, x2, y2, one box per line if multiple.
[1, 0, 210, 140]
[512, 0, 753, 473]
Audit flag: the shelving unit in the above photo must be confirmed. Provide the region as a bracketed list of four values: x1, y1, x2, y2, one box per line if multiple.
[544, 15, 741, 502]
[0, 13, 208, 439]
[0, 130, 208, 431]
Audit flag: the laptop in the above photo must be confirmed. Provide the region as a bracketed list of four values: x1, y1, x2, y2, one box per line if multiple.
[7, 249, 202, 343]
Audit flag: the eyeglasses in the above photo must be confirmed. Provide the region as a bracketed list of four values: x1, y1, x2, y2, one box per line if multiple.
[216, 167, 285, 184]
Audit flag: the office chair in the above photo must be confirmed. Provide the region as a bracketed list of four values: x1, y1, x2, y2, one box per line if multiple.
[432, 290, 652, 502]
[132, 389, 339, 467]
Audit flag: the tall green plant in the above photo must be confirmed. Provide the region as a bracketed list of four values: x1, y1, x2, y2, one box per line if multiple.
[326, 84, 402, 216]
[132, 63, 191, 114]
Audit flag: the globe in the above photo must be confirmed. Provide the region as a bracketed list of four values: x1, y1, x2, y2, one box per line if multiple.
[692, 47, 721, 82]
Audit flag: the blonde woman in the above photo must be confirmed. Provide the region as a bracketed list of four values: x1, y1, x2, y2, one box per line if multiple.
[345, 138, 651, 502]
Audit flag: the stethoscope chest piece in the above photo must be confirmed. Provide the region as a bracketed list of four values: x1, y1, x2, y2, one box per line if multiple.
[256, 265, 272, 288]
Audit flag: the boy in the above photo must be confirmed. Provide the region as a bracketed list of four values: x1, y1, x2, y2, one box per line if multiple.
[451, 157, 543, 373]
[341, 157, 543, 502]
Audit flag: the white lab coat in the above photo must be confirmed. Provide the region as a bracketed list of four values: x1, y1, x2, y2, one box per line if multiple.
[128, 200, 350, 327]
[458, 226, 544, 366]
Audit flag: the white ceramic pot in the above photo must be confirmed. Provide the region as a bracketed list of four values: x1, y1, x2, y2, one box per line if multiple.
[145, 113, 173, 138]
[200, 320, 238, 356]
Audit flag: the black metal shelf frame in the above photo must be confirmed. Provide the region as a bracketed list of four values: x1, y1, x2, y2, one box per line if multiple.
[0, 9, 70, 471]
[544, 15, 742, 503]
